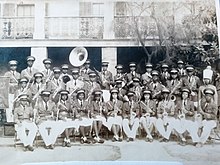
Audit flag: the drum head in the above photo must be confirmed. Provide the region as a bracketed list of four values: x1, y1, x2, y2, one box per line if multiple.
[102, 90, 110, 102]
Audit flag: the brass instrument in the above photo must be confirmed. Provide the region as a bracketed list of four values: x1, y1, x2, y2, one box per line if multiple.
[69, 47, 88, 67]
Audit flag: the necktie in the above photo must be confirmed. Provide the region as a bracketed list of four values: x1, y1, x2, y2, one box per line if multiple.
[74, 80, 76, 86]
[80, 101, 83, 107]
[12, 71, 15, 76]
[47, 69, 49, 75]
[45, 102, 48, 110]
[37, 84, 40, 91]
[153, 84, 156, 90]
[56, 80, 59, 86]
[171, 80, 174, 86]
[29, 68, 32, 75]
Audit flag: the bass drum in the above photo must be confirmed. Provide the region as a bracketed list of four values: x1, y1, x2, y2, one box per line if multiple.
[102, 90, 110, 102]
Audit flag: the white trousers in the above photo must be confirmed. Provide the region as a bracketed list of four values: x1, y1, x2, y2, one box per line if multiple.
[15, 121, 38, 146]
[140, 116, 156, 129]
[122, 118, 139, 139]
[77, 117, 93, 127]
[106, 116, 123, 131]
[155, 117, 174, 139]
[38, 120, 64, 146]
[187, 120, 217, 144]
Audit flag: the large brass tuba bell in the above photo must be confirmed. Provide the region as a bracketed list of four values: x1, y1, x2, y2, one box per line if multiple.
[69, 47, 88, 67]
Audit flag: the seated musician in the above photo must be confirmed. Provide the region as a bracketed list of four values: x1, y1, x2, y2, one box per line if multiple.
[174, 88, 195, 146]
[106, 88, 123, 142]
[14, 94, 38, 151]
[122, 91, 140, 142]
[31, 72, 46, 106]
[47, 67, 63, 103]
[72, 89, 92, 144]
[192, 88, 218, 147]
[91, 90, 107, 143]
[34, 90, 59, 149]
[14, 77, 32, 108]
[57, 90, 73, 147]
[139, 90, 157, 142]
[155, 88, 175, 142]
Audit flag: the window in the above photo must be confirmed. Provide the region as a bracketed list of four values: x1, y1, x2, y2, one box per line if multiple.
[92, 3, 104, 16]
[79, 2, 104, 16]
[17, 4, 34, 17]
[3, 4, 15, 16]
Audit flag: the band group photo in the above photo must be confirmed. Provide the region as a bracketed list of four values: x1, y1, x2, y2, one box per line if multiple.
[3, 47, 220, 152]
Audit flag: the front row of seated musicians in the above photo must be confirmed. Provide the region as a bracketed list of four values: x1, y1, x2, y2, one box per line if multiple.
[4, 56, 218, 151]
[14, 87, 217, 151]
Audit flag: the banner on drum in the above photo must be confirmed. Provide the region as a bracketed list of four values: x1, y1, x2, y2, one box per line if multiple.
[0, 77, 9, 109]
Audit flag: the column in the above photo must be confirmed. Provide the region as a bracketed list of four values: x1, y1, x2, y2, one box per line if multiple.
[103, 1, 114, 39]
[32, 1, 47, 71]
[102, 48, 117, 75]
[216, 0, 220, 56]
[33, 0, 45, 39]
[102, 1, 116, 75]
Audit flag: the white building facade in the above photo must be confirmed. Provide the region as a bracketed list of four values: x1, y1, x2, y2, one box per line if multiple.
[0, 0, 219, 74]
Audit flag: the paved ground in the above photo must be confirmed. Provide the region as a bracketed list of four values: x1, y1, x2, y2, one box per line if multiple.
[1, 126, 220, 165]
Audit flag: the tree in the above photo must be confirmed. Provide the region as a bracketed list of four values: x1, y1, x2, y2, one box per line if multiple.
[121, 0, 218, 70]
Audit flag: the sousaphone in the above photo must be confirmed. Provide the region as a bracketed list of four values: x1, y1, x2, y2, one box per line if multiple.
[69, 47, 88, 67]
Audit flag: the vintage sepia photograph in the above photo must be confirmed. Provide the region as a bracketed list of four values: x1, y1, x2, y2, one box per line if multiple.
[0, 0, 220, 165]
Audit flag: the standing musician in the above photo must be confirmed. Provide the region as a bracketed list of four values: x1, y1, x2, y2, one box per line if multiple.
[147, 70, 165, 100]
[56, 90, 73, 147]
[187, 88, 218, 147]
[21, 56, 38, 81]
[155, 88, 175, 142]
[34, 90, 59, 149]
[126, 62, 141, 85]
[160, 64, 170, 86]
[4, 60, 20, 122]
[166, 68, 182, 102]
[177, 60, 186, 77]
[90, 90, 107, 143]
[72, 89, 93, 144]
[14, 77, 32, 108]
[42, 58, 53, 84]
[100, 62, 113, 90]
[115, 79, 127, 102]
[198, 68, 217, 106]
[80, 59, 93, 82]
[122, 91, 140, 142]
[141, 63, 153, 86]
[59, 64, 73, 89]
[139, 90, 157, 142]
[47, 67, 63, 103]
[129, 77, 142, 102]
[181, 65, 201, 107]
[14, 94, 38, 151]
[66, 68, 85, 101]
[84, 71, 101, 103]
[106, 89, 123, 142]
[30, 72, 46, 106]
[113, 64, 126, 86]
